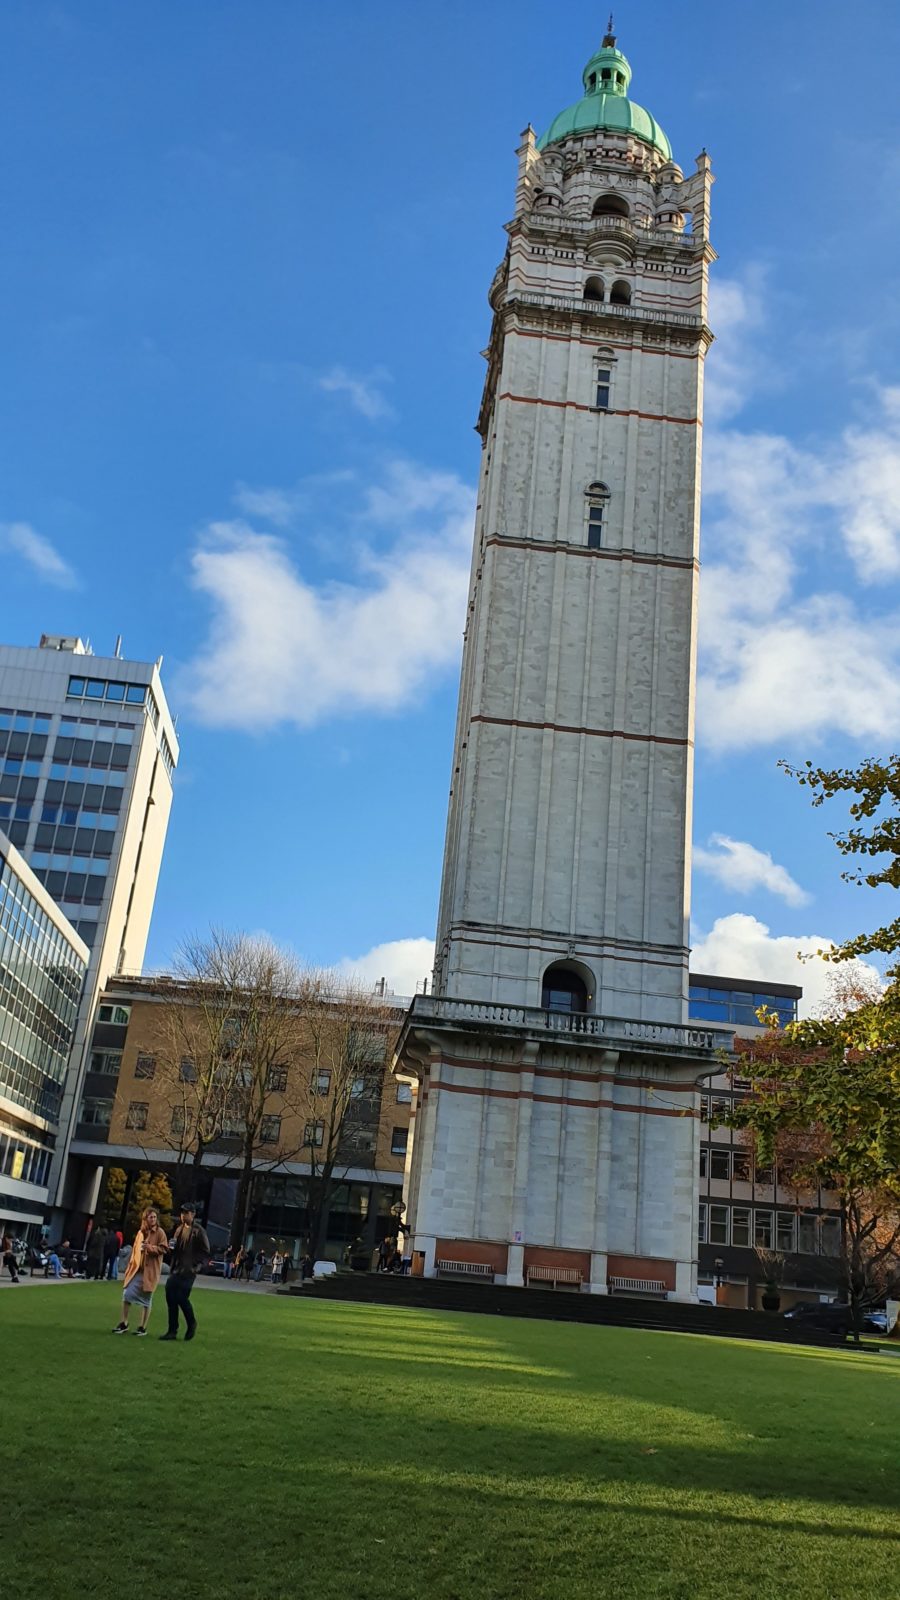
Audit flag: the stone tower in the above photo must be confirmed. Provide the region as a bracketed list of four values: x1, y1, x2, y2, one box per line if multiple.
[395, 30, 718, 1299]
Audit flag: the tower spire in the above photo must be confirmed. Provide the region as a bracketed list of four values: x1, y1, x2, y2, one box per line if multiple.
[603, 13, 616, 46]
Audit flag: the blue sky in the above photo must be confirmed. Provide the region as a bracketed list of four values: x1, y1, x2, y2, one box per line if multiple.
[2, 0, 900, 1012]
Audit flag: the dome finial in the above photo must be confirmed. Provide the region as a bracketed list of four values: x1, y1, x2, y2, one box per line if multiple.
[603, 14, 616, 47]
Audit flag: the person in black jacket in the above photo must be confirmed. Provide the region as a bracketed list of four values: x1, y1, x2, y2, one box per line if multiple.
[159, 1202, 210, 1343]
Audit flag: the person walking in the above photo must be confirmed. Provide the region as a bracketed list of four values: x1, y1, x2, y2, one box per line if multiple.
[2, 1233, 20, 1283]
[85, 1223, 107, 1281]
[223, 1245, 234, 1281]
[271, 1250, 284, 1286]
[252, 1249, 267, 1282]
[103, 1229, 119, 1281]
[160, 1202, 210, 1343]
[113, 1208, 169, 1336]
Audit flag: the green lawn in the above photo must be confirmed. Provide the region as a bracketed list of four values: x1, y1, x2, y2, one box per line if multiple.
[3, 1284, 898, 1600]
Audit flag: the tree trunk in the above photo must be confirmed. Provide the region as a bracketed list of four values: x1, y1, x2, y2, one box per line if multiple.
[231, 1147, 256, 1249]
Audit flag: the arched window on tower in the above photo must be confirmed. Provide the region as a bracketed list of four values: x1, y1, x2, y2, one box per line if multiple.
[541, 963, 591, 1015]
[592, 194, 629, 220]
[610, 279, 632, 306]
[585, 482, 610, 548]
[583, 276, 605, 303]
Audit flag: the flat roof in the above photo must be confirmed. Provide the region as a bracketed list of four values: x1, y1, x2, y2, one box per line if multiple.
[689, 971, 802, 1000]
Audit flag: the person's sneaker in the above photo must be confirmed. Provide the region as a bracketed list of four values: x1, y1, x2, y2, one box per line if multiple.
[134, 1327, 147, 1337]
[184, 1326, 197, 1342]
[158, 1332, 178, 1341]
[112, 1322, 128, 1333]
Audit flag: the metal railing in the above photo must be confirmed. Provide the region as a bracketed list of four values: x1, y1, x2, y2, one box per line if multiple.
[508, 290, 704, 330]
[406, 992, 717, 1053]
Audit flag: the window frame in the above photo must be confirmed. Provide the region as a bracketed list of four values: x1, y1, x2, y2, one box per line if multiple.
[134, 1053, 157, 1080]
[125, 1100, 149, 1132]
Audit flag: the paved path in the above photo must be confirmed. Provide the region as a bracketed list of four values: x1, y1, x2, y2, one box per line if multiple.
[0, 1271, 282, 1295]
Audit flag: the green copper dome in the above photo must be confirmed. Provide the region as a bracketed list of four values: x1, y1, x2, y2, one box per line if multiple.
[537, 29, 672, 161]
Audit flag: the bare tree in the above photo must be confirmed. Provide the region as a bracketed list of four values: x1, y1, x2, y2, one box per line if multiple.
[144, 934, 399, 1253]
[294, 971, 399, 1259]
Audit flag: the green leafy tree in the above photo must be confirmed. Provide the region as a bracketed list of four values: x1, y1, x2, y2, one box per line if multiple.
[724, 757, 900, 1337]
[98, 1166, 127, 1229]
[126, 1170, 174, 1238]
[780, 754, 900, 969]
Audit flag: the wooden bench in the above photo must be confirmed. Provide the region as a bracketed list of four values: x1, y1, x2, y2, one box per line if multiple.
[609, 1275, 668, 1299]
[526, 1264, 583, 1291]
[435, 1258, 494, 1282]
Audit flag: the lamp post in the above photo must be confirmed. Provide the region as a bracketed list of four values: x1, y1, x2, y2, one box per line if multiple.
[714, 1257, 724, 1305]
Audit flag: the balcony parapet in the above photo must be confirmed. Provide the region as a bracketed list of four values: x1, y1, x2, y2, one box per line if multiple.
[395, 992, 723, 1067]
[507, 289, 705, 332]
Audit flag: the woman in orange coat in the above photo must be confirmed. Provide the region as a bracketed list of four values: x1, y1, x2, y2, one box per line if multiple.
[112, 1208, 169, 1337]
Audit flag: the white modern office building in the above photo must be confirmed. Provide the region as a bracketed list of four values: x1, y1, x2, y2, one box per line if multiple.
[396, 30, 721, 1297]
[0, 634, 178, 1223]
[0, 828, 88, 1237]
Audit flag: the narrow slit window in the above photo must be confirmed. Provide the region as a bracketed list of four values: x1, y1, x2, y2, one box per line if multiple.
[585, 482, 610, 550]
[595, 367, 611, 409]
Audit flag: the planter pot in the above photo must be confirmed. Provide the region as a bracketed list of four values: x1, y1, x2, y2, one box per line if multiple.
[761, 1290, 781, 1312]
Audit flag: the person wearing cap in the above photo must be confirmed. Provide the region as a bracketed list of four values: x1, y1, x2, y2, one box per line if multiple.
[160, 1202, 210, 1343]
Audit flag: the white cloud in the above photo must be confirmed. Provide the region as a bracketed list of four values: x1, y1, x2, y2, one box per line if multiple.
[318, 365, 393, 421]
[335, 936, 434, 999]
[2, 521, 77, 587]
[690, 912, 881, 1019]
[703, 270, 766, 424]
[181, 460, 474, 730]
[232, 485, 305, 528]
[698, 386, 900, 749]
[693, 834, 810, 907]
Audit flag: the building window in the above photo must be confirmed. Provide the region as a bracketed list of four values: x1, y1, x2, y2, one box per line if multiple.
[179, 1057, 197, 1083]
[754, 1165, 773, 1189]
[89, 1049, 122, 1077]
[304, 1120, 325, 1148]
[313, 1069, 332, 1096]
[79, 1096, 113, 1127]
[708, 1205, 729, 1245]
[266, 1066, 288, 1093]
[595, 367, 612, 409]
[350, 1076, 366, 1099]
[776, 1212, 796, 1253]
[710, 1149, 730, 1181]
[610, 279, 632, 306]
[732, 1150, 750, 1182]
[260, 1115, 281, 1146]
[125, 1101, 148, 1131]
[698, 1202, 707, 1244]
[134, 1053, 156, 1080]
[699, 1095, 710, 1123]
[754, 1210, 773, 1248]
[391, 1126, 409, 1157]
[731, 1207, 751, 1247]
[583, 275, 605, 303]
[97, 1003, 131, 1025]
[541, 963, 589, 1013]
[820, 1216, 841, 1257]
[396, 1083, 412, 1104]
[797, 1213, 818, 1255]
[170, 1106, 188, 1136]
[585, 482, 610, 549]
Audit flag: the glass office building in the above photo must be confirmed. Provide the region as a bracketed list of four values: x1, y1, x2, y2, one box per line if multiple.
[0, 829, 87, 1238]
[0, 634, 178, 1223]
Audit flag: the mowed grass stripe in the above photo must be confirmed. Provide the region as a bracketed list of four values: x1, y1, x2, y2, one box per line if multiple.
[3, 1284, 898, 1600]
